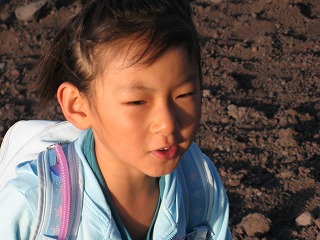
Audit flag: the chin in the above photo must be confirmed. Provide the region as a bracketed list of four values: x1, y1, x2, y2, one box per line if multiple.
[148, 162, 180, 177]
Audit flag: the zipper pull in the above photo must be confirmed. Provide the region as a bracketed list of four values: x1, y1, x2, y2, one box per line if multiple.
[48, 142, 69, 176]
[186, 225, 214, 240]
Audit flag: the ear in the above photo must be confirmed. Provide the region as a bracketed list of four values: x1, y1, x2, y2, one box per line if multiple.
[57, 82, 91, 130]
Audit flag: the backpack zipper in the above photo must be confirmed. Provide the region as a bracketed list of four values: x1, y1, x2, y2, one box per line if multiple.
[54, 144, 71, 240]
[67, 142, 83, 238]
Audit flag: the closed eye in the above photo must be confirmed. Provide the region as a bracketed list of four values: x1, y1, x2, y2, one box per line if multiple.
[177, 92, 196, 98]
[126, 100, 146, 106]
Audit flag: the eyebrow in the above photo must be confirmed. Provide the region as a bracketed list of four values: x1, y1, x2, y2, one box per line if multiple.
[176, 73, 199, 88]
[117, 83, 156, 92]
[117, 72, 199, 92]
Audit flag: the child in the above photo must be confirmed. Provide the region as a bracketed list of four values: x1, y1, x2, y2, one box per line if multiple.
[0, 0, 231, 239]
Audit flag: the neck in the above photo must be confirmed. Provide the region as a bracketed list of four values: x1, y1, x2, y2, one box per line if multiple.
[100, 164, 160, 240]
[98, 160, 159, 195]
[105, 171, 159, 198]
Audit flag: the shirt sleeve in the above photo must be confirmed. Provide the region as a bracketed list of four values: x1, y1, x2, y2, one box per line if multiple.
[0, 182, 37, 239]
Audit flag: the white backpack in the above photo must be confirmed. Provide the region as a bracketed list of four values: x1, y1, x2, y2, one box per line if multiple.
[0, 121, 83, 239]
[0, 120, 82, 189]
[0, 120, 216, 239]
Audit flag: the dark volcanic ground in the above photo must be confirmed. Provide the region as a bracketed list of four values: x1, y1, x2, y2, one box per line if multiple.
[0, 0, 319, 239]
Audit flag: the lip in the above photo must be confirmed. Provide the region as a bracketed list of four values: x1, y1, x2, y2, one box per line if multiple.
[151, 145, 178, 160]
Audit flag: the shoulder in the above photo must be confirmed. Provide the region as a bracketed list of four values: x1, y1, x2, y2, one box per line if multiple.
[180, 142, 228, 204]
[1, 159, 39, 214]
[179, 142, 231, 239]
[179, 142, 226, 203]
[0, 165, 38, 238]
[179, 142, 219, 181]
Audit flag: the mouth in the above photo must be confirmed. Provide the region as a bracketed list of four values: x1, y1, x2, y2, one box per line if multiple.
[159, 147, 170, 151]
[152, 145, 178, 160]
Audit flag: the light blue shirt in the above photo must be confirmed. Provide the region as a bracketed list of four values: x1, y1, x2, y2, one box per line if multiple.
[0, 127, 231, 239]
[83, 128, 164, 240]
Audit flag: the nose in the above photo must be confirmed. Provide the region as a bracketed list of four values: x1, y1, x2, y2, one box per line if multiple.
[150, 102, 180, 136]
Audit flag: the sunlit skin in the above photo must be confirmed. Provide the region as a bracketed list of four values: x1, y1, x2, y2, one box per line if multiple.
[87, 47, 202, 181]
[58, 47, 201, 239]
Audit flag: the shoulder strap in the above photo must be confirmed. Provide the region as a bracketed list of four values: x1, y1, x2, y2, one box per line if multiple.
[178, 142, 215, 239]
[0, 120, 82, 190]
[32, 142, 83, 240]
[0, 121, 83, 239]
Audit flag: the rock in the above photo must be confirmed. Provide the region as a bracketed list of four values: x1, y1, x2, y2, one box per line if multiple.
[227, 178, 241, 187]
[0, 11, 10, 22]
[227, 104, 247, 120]
[202, 89, 211, 98]
[201, 0, 222, 3]
[314, 218, 320, 229]
[295, 212, 313, 227]
[15, 0, 49, 21]
[253, 188, 263, 197]
[278, 128, 295, 137]
[275, 136, 298, 148]
[239, 213, 271, 237]
[0, 62, 5, 72]
[276, 170, 295, 179]
[220, 169, 227, 177]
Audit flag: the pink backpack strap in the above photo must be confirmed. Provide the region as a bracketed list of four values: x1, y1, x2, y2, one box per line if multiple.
[32, 142, 83, 240]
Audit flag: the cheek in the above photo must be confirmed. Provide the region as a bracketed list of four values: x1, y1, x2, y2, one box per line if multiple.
[179, 98, 201, 127]
[103, 111, 146, 142]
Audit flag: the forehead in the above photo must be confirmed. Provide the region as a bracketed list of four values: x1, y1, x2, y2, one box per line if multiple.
[96, 47, 199, 89]
[95, 39, 197, 73]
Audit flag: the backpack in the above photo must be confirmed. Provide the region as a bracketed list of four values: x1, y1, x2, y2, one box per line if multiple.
[0, 120, 215, 239]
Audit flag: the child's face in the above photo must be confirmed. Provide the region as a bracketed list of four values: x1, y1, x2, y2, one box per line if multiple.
[87, 47, 201, 178]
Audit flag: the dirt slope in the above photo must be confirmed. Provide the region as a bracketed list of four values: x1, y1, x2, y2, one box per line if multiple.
[0, 0, 319, 239]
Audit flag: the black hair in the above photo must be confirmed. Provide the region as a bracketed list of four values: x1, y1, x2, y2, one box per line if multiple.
[37, 0, 202, 104]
